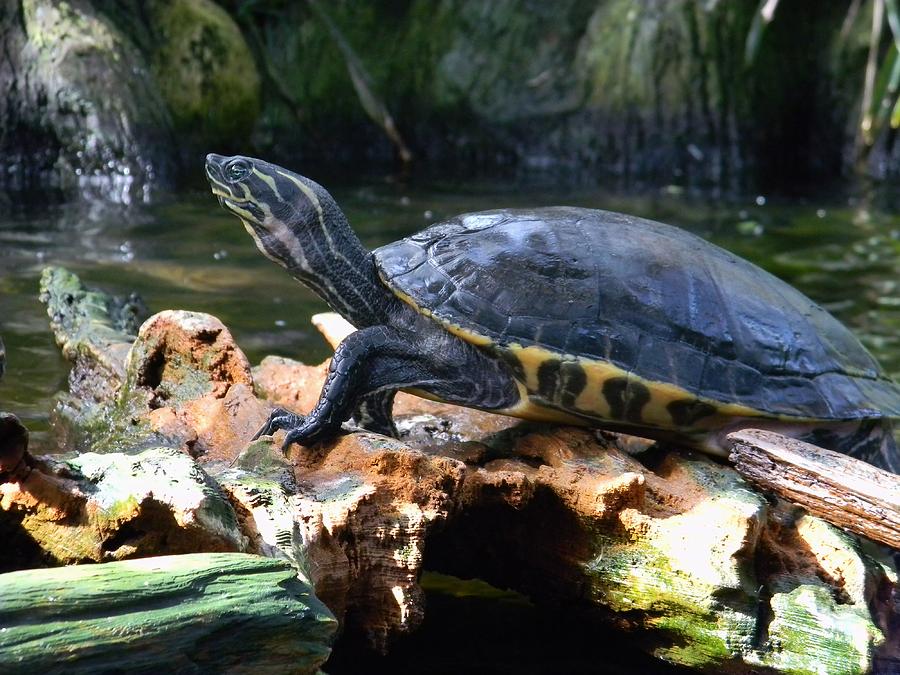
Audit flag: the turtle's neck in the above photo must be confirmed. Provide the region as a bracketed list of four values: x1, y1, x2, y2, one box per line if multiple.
[274, 179, 401, 329]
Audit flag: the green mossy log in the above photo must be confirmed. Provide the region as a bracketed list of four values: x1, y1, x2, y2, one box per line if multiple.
[0, 553, 337, 673]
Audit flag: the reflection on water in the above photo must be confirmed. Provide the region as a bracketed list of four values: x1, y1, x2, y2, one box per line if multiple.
[1, 178, 899, 452]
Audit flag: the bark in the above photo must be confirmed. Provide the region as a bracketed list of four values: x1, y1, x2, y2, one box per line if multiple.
[728, 428, 900, 549]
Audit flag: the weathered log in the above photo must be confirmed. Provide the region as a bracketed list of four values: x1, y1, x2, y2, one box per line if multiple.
[0, 447, 246, 567]
[0, 553, 337, 673]
[40, 267, 268, 457]
[728, 428, 900, 549]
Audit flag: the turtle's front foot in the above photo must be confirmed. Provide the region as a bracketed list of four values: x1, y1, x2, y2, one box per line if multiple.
[253, 407, 305, 441]
[253, 407, 342, 453]
[281, 418, 341, 452]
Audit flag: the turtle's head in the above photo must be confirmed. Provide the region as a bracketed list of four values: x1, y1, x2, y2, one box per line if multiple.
[206, 153, 397, 327]
[205, 153, 343, 272]
[206, 153, 271, 226]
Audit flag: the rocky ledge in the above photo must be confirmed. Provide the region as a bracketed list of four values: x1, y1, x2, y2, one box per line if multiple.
[0, 267, 897, 674]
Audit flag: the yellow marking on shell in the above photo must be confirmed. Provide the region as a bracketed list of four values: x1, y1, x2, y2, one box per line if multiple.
[496, 380, 589, 425]
[507, 343, 765, 429]
[388, 285, 493, 347]
[381, 271, 787, 430]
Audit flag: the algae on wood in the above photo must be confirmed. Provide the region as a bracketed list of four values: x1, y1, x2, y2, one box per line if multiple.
[0, 553, 337, 674]
[31, 277, 898, 673]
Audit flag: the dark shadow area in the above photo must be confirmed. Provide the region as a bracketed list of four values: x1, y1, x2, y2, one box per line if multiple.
[325, 572, 690, 675]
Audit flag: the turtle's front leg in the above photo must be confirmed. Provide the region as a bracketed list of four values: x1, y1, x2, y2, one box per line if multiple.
[260, 324, 519, 453]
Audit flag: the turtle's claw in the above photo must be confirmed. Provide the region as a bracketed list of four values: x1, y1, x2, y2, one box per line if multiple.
[253, 407, 304, 441]
[280, 418, 341, 453]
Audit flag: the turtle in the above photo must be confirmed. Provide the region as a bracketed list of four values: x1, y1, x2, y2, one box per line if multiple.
[205, 153, 900, 472]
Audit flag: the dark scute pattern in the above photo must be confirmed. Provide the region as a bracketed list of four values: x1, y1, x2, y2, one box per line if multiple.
[667, 399, 718, 426]
[602, 377, 651, 423]
[499, 351, 526, 381]
[374, 207, 900, 419]
[537, 359, 588, 408]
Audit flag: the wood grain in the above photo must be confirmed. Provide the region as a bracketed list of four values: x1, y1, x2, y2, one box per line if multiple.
[728, 428, 900, 549]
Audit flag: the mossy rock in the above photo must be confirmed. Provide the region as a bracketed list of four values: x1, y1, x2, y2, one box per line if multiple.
[1, 0, 175, 200]
[146, 0, 260, 150]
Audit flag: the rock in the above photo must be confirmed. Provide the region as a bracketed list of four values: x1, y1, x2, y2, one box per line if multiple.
[0, 0, 260, 202]
[0, 446, 245, 568]
[244, 1, 854, 186]
[424, 430, 896, 673]
[40, 266, 143, 403]
[0, 0, 175, 201]
[253, 355, 332, 418]
[119, 310, 269, 460]
[0, 413, 29, 479]
[144, 0, 260, 154]
[40, 268, 268, 458]
[0, 552, 337, 673]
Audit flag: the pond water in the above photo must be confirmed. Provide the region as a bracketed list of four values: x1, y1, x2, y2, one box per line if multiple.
[3, 175, 899, 452]
[1, 175, 899, 671]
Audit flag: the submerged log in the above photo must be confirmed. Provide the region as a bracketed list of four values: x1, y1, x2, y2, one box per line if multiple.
[0, 553, 337, 673]
[728, 429, 900, 549]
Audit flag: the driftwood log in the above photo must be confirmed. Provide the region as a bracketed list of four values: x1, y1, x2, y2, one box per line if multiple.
[729, 429, 900, 550]
[0, 553, 337, 673]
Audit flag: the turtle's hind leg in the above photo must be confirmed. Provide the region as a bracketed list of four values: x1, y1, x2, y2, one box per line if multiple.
[799, 418, 900, 474]
[351, 391, 398, 437]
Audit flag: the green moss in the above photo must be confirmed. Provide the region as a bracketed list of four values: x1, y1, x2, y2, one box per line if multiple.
[147, 0, 260, 145]
[0, 553, 336, 672]
[757, 585, 882, 675]
[99, 494, 142, 523]
[588, 536, 756, 669]
[23, 0, 118, 54]
[257, 0, 456, 133]
[584, 455, 886, 673]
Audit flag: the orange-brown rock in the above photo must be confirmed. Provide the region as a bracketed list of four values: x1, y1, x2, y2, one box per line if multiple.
[30, 285, 898, 673]
[216, 431, 465, 651]
[122, 311, 269, 461]
[252, 355, 330, 415]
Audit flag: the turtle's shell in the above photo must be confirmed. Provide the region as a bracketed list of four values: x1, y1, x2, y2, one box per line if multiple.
[374, 207, 900, 431]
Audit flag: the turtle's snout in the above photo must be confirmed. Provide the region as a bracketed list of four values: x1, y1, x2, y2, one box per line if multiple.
[206, 154, 241, 208]
[205, 153, 226, 180]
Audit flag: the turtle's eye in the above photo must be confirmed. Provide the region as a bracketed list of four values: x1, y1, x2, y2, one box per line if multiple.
[225, 160, 251, 182]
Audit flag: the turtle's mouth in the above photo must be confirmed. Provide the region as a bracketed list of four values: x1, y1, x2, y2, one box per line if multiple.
[211, 188, 249, 208]
[217, 195, 247, 208]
